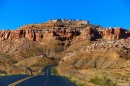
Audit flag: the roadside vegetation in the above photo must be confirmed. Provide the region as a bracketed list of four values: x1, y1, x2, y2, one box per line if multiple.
[62, 74, 89, 86]
[51, 67, 85, 86]
[51, 67, 58, 75]
[61, 74, 117, 86]
[89, 75, 117, 86]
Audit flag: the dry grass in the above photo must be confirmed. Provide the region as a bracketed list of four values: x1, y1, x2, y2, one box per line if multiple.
[61, 74, 95, 86]
[57, 47, 130, 85]
[15, 57, 53, 67]
[13, 57, 53, 75]
[57, 50, 126, 74]
[41, 40, 65, 55]
[61, 66, 130, 86]
[66, 40, 92, 52]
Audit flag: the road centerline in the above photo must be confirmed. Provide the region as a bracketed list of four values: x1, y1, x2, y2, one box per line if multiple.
[8, 75, 36, 86]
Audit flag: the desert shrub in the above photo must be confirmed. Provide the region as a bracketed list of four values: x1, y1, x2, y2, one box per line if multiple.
[89, 76, 103, 85]
[16, 73, 21, 75]
[89, 75, 117, 86]
[71, 80, 76, 84]
[62, 75, 85, 86]
[77, 83, 84, 86]
[51, 67, 58, 75]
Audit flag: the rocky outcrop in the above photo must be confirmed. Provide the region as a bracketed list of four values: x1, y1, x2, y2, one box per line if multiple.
[18, 19, 89, 30]
[81, 26, 99, 40]
[57, 39, 130, 72]
[0, 30, 44, 41]
[0, 28, 80, 42]
[78, 27, 128, 41]
[0, 27, 128, 42]
[43, 28, 80, 41]
[0, 20, 129, 42]
[101, 27, 127, 40]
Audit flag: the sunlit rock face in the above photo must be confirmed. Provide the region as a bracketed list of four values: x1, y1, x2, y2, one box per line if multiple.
[0, 27, 128, 42]
[0, 19, 129, 42]
[101, 27, 127, 40]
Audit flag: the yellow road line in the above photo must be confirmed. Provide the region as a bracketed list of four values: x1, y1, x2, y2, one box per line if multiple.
[8, 75, 36, 86]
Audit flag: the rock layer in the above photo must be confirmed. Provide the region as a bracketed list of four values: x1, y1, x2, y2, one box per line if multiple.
[0, 20, 129, 42]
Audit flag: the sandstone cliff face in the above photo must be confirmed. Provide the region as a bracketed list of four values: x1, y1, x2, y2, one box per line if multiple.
[43, 28, 80, 41]
[78, 27, 128, 41]
[0, 27, 128, 42]
[0, 27, 80, 42]
[81, 26, 99, 40]
[0, 19, 129, 42]
[101, 27, 126, 40]
[0, 30, 44, 42]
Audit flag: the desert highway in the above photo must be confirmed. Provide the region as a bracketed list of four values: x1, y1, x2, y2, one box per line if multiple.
[0, 75, 30, 86]
[0, 65, 76, 86]
[17, 65, 76, 86]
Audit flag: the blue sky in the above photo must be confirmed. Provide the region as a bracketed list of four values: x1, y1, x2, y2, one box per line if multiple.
[0, 0, 130, 30]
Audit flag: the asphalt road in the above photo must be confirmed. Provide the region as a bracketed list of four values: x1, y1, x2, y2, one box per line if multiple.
[17, 65, 76, 86]
[0, 75, 30, 86]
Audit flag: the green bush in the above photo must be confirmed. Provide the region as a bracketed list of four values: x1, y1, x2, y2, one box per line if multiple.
[62, 75, 84, 86]
[89, 75, 117, 86]
[77, 83, 84, 86]
[51, 67, 58, 75]
[71, 80, 76, 84]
